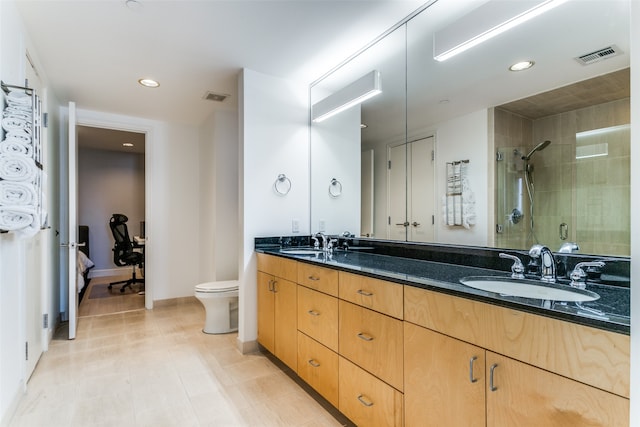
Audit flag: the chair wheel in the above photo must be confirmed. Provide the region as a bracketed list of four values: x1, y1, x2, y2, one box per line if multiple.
[120, 288, 126, 293]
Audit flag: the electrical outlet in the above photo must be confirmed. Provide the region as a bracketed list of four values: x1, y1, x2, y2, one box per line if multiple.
[319, 220, 326, 232]
[292, 219, 299, 233]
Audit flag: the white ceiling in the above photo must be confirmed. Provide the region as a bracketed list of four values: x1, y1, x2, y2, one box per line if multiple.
[16, 0, 427, 127]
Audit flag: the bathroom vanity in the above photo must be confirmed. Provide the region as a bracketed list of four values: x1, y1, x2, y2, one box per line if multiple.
[255, 240, 630, 426]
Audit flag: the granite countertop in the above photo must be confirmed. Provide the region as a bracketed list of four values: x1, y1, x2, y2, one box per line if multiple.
[257, 246, 630, 335]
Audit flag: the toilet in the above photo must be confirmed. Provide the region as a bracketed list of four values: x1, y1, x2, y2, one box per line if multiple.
[194, 280, 239, 334]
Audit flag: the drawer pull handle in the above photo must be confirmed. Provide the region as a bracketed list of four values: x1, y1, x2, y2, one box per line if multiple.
[308, 275, 320, 281]
[357, 394, 374, 407]
[307, 310, 320, 316]
[308, 359, 320, 368]
[489, 363, 499, 392]
[357, 289, 373, 297]
[357, 332, 374, 342]
[469, 356, 478, 383]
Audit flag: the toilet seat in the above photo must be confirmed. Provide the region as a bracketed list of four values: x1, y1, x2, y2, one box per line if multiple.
[195, 280, 239, 293]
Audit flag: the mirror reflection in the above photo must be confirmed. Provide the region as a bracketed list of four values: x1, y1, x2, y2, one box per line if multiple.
[310, 0, 630, 257]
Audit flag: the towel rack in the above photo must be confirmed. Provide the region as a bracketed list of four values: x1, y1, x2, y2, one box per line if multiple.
[273, 173, 292, 195]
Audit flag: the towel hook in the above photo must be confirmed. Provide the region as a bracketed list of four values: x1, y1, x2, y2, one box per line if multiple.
[274, 174, 291, 195]
[328, 178, 342, 198]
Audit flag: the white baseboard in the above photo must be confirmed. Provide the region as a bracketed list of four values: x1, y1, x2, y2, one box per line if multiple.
[236, 337, 258, 354]
[0, 379, 25, 427]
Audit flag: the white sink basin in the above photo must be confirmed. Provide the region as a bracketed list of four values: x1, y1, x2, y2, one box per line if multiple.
[280, 248, 324, 255]
[459, 276, 600, 302]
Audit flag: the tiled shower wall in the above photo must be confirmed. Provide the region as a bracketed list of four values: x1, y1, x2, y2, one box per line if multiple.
[494, 98, 630, 256]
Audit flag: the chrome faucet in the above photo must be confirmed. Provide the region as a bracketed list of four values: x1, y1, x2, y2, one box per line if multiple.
[314, 232, 327, 249]
[529, 244, 556, 283]
[570, 261, 605, 289]
[558, 242, 579, 253]
[499, 253, 525, 279]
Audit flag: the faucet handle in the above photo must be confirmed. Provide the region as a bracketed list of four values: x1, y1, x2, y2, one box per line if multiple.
[499, 253, 525, 279]
[570, 261, 605, 289]
[311, 236, 320, 249]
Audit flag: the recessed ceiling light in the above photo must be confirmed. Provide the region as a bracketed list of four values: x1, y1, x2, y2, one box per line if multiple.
[123, 142, 134, 147]
[138, 78, 159, 88]
[509, 61, 535, 71]
[125, 0, 143, 11]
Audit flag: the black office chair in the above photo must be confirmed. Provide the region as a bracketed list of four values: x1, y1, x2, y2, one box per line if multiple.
[108, 213, 144, 293]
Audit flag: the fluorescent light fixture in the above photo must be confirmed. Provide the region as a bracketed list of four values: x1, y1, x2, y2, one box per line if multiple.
[434, 0, 568, 62]
[576, 124, 630, 139]
[312, 70, 381, 123]
[576, 143, 608, 160]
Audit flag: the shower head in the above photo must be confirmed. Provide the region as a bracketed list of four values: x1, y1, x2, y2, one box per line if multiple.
[522, 140, 551, 161]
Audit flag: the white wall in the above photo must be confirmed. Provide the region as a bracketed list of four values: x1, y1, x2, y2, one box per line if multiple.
[435, 109, 489, 246]
[238, 68, 309, 351]
[199, 109, 239, 282]
[78, 148, 145, 271]
[0, 1, 60, 423]
[311, 105, 361, 235]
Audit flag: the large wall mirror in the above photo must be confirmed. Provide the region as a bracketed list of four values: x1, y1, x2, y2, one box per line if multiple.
[310, 0, 630, 257]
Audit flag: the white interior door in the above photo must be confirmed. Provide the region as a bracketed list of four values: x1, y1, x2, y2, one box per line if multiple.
[409, 136, 435, 242]
[387, 144, 407, 240]
[361, 149, 374, 237]
[65, 102, 79, 339]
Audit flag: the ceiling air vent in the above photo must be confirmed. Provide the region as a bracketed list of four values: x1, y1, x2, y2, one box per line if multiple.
[574, 45, 621, 65]
[203, 91, 229, 102]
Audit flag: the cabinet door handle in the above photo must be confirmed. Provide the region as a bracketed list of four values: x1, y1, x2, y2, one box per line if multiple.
[308, 275, 320, 281]
[272, 280, 278, 293]
[489, 363, 499, 392]
[308, 359, 320, 368]
[307, 310, 320, 316]
[469, 356, 478, 383]
[268, 279, 274, 292]
[357, 332, 374, 342]
[357, 289, 373, 297]
[357, 394, 374, 407]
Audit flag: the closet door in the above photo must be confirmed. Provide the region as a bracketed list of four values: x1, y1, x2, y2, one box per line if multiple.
[387, 143, 407, 240]
[408, 136, 435, 242]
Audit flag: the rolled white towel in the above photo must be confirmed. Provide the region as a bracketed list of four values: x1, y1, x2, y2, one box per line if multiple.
[0, 181, 37, 206]
[7, 90, 31, 106]
[0, 139, 32, 157]
[0, 205, 36, 231]
[2, 116, 31, 133]
[0, 153, 38, 182]
[3, 131, 31, 145]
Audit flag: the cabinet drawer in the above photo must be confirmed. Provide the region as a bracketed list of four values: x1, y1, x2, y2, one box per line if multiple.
[339, 356, 403, 427]
[297, 285, 338, 351]
[297, 332, 339, 408]
[256, 253, 297, 282]
[339, 272, 403, 319]
[297, 263, 338, 296]
[339, 300, 403, 391]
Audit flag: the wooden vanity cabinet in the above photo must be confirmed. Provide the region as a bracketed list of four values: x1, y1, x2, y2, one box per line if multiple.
[256, 254, 298, 371]
[404, 285, 630, 427]
[297, 331, 339, 408]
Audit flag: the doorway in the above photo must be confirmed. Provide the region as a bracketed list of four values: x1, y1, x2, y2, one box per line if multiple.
[76, 126, 146, 317]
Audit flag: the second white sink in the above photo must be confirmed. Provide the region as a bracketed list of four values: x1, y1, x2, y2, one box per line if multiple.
[459, 276, 600, 302]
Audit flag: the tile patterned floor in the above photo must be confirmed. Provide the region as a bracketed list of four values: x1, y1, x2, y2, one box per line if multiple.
[8, 298, 343, 427]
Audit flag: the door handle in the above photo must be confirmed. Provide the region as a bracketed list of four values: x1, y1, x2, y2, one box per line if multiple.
[412, 222, 420, 227]
[395, 221, 410, 227]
